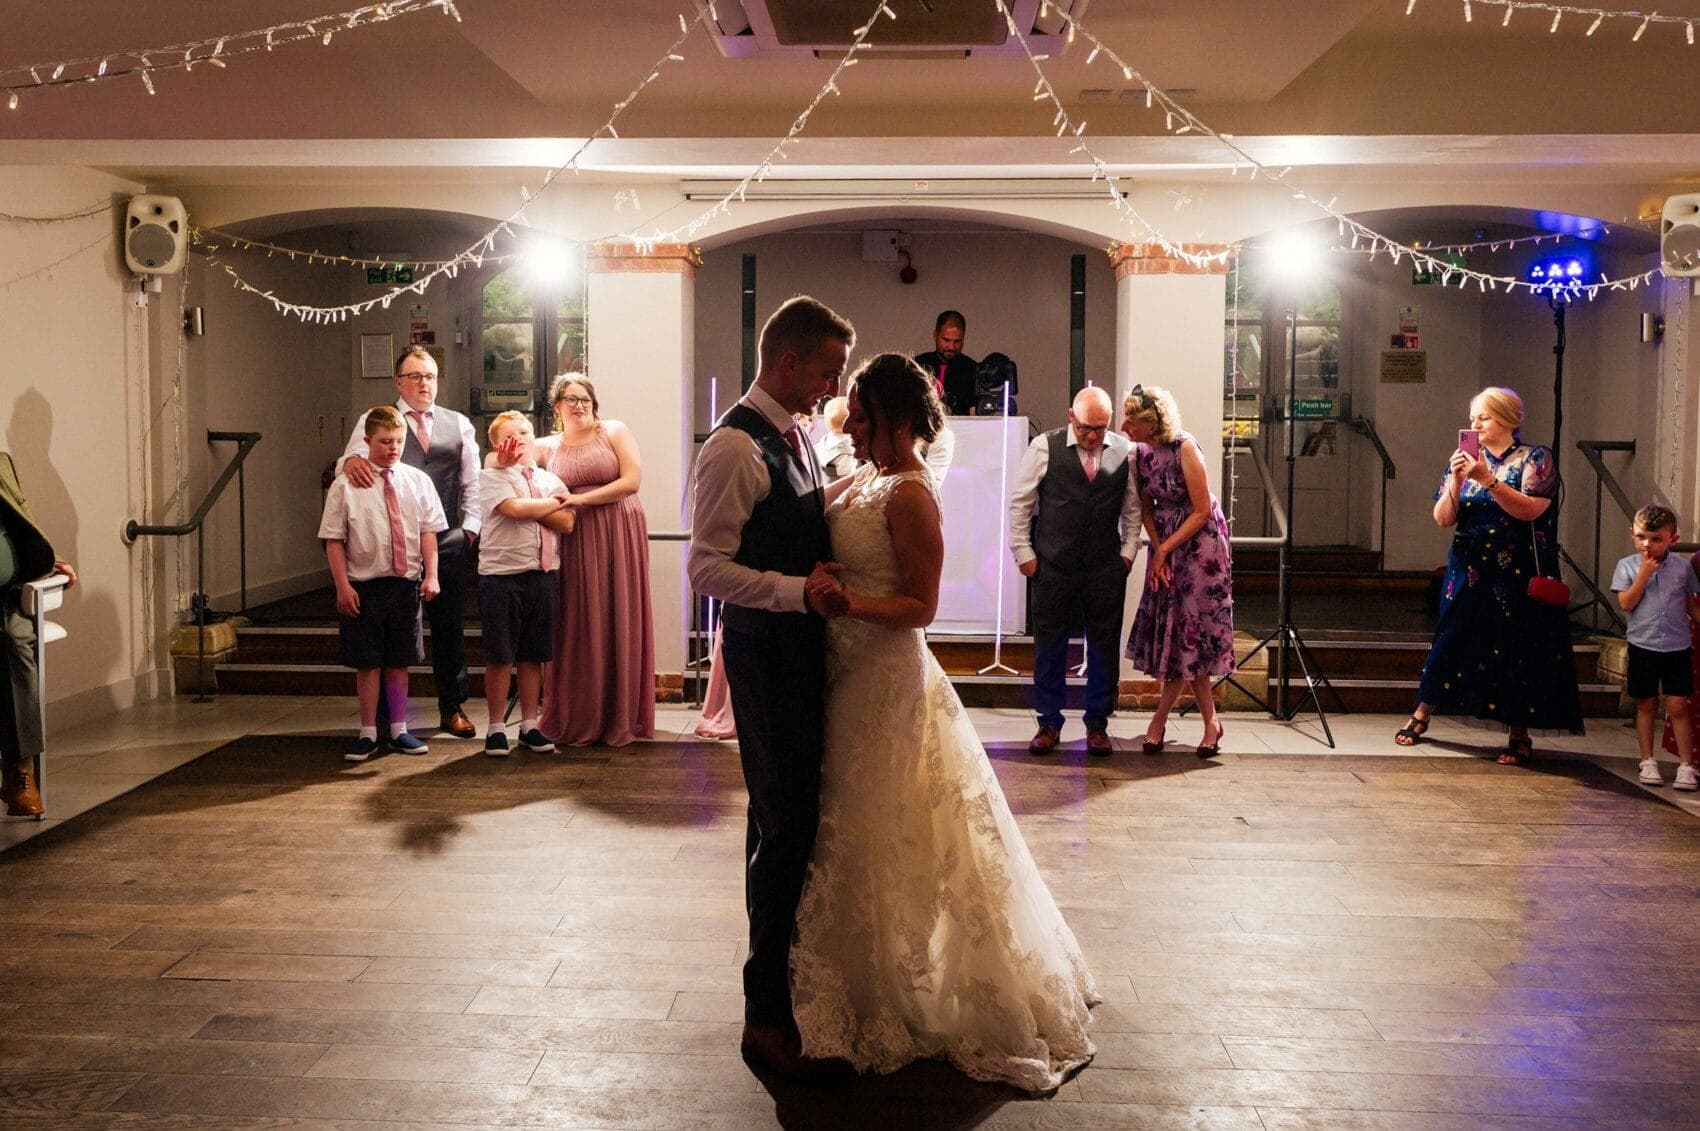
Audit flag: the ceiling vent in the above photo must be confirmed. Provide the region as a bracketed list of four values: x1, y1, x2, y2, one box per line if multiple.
[697, 0, 1090, 59]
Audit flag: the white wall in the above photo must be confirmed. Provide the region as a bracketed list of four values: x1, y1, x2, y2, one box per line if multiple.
[692, 228, 1118, 434]
[0, 167, 166, 724]
[181, 254, 353, 609]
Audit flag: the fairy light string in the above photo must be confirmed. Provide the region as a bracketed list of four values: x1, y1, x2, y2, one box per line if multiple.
[1408, 0, 1700, 43]
[211, 0, 899, 318]
[1028, 0, 1661, 300]
[2, 1, 460, 111]
[994, 1, 1228, 268]
[208, 5, 713, 321]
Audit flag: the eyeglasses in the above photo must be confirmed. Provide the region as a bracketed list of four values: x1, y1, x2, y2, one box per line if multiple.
[1074, 423, 1109, 436]
[558, 395, 593, 407]
[397, 372, 436, 384]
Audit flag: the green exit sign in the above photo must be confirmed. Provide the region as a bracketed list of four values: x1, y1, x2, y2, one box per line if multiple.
[1292, 397, 1334, 419]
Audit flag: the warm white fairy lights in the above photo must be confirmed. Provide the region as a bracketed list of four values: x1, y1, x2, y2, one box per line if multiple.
[625, 0, 895, 249]
[993, 1, 1228, 269]
[211, 6, 712, 321]
[214, 0, 895, 318]
[1028, 0, 1662, 300]
[0, 201, 112, 223]
[192, 227, 523, 272]
[1408, 0, 1700, 43]
[1, 1, 459, 110]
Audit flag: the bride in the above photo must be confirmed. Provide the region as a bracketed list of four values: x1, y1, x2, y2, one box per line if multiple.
[794, 353, 1098, 1093]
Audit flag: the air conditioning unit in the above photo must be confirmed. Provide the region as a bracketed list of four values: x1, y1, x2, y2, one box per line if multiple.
[698, 0, 1089, 59]
[124, 194, 187, 276]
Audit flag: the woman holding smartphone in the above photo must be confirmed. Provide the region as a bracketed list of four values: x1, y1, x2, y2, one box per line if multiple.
[1394, 386, 1582, 762]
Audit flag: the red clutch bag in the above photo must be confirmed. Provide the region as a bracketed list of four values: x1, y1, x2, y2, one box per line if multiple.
[1527, 575, 1570, 608]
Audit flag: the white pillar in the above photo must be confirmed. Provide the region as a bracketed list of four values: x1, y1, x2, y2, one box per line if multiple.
[585, 242, 698, 683]
[1112, 242, 1231, 483]
[1111, 243, 1230, 683]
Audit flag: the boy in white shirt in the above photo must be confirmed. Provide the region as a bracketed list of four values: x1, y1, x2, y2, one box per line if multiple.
[320, 406, 447, 762]
[478, 412, 574, 756]
[1612, 503, 1700, 789]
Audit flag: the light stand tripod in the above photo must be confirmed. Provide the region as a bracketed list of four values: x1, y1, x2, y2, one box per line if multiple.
[1221, 306, 1342, 747]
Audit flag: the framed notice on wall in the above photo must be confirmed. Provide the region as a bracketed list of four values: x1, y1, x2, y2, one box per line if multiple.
[359, 333, 393, 380]
[1379, 350, 1427, 384]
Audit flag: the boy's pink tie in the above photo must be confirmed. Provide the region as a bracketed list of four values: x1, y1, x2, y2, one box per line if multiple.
[522, 467, 555, 572]
[381, 469, 407, 576]
[407, 409, 430, 452]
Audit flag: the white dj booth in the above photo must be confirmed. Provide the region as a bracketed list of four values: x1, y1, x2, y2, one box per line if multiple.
[931, 415, 1032, 635]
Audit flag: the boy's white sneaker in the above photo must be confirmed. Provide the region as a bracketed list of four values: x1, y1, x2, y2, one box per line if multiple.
[1640, 758, 1665, 785]
[1675, 764, 1699, 791]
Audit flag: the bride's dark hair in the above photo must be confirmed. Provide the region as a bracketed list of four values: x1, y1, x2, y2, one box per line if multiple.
[849, 352, 943, 448]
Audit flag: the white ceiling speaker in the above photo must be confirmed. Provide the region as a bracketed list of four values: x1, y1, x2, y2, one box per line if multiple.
[1661, 193, 1700, 277]
[124, 194, 187, 275]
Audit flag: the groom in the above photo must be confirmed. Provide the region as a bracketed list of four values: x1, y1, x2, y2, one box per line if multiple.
[687, 296, 855, 1081]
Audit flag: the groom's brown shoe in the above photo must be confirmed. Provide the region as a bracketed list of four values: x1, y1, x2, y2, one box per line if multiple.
[1028, 725, 1061, 756]
[739, 1023, 851, 1085]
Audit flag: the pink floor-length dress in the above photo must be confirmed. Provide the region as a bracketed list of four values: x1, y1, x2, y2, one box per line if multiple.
[693, 625, 736, 740]
[539, 428, 654, 746]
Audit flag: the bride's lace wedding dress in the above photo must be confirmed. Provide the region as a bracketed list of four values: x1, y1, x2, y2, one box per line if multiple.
[790, 466, 1099, 1093]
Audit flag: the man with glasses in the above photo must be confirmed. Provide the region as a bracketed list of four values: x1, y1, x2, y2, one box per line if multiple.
[337, 346, 481, 740]
[1008, 386, 1140, 757]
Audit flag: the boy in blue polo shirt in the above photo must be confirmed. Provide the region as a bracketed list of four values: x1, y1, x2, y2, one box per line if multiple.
[1613, 503, 1700, 790]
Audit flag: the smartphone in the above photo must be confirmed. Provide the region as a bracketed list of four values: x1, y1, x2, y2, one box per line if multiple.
[1457, 429, 1480, 459]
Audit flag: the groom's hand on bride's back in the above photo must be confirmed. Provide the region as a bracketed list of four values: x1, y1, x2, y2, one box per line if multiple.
[805, 561, 850, 619]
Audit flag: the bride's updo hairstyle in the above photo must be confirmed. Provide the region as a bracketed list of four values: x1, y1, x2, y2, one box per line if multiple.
[849, 352, 943, 450]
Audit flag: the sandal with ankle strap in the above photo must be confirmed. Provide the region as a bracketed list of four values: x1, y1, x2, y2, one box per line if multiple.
[1498, 734, 1533, 766]
[1394, 715, 1430, 746]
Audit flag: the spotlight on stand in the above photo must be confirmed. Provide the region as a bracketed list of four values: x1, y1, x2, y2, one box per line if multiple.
[1204, 228, 1340, 745]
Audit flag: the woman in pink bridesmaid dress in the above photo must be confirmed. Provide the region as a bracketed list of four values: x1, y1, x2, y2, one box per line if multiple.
[534, 374, 655, 747]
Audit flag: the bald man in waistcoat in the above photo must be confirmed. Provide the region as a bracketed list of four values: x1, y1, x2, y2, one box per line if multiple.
[1009, 386, 1141, 757]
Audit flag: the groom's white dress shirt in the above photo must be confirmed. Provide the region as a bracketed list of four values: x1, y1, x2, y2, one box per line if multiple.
[689, 385, 817, 616]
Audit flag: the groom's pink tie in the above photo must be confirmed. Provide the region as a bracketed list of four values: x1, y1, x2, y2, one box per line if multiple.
[784, 426, 807, 467]
[1084, 448, 1100, 483]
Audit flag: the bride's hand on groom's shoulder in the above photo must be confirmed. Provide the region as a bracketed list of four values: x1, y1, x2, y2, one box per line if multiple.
[805, 561, 850, 619]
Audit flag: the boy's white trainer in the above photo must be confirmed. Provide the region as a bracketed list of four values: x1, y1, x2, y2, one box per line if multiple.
[1675, 763, 1699, 791]
[1639, 758, 1665, 785]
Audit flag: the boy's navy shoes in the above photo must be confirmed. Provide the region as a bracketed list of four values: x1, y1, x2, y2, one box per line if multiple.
[484, 732, 510, 758]
[518, 728, 556, 753]
[389, 732, 430, 755]
[344, 736, 379, 763]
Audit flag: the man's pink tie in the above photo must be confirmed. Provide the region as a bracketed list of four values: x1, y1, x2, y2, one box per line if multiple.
[382, 469, 407, 576]
[784, 426, 806, 466]
[1084, 449, 1100, 483]
[522, 467, 555, 572]
[407, 410, 430, 452]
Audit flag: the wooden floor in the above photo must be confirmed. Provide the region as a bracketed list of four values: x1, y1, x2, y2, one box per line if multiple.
[2, 703, 1699, 1128]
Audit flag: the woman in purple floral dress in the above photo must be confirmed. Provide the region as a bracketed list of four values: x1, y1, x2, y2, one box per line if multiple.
[1121, 386, 1235, 757]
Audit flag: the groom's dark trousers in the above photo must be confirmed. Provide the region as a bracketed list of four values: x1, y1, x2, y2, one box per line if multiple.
[722, 622, 826, 1029]
[712, 401, 832, 1030]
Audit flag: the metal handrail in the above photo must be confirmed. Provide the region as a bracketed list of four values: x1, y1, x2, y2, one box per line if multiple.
[1348, 416, 1396, 565]
[1573, 438, 1665, 634]
[1225, 436, 1287, 548]
[124, 430, 263, 702]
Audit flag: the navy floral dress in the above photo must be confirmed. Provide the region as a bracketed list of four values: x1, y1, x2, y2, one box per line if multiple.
[1415, 443, 1583, 734]
[1125, 431, 1236, 681]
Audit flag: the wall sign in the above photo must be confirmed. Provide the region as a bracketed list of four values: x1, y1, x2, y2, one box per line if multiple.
[1380, 350, 1427, 383]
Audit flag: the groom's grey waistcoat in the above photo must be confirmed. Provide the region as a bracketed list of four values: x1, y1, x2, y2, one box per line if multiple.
[715, 403, 830, 638]
[1033, 427, 1130, 571]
